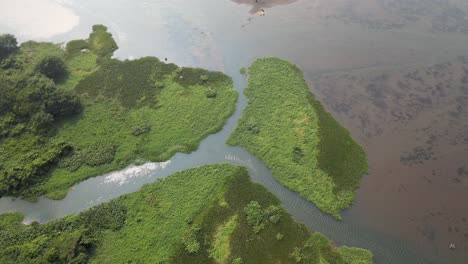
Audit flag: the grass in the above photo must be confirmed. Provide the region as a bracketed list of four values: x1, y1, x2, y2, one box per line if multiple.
[209, 214, 238, 263]
[0, 26, 237, 200]
[13, 41, 64, 71]
[338, 247, 374, 264]
[91, 164, 238, 263]
[0, 212, 23, 228]
[0, 164, 372, 264]
[57, 51, 98, 91]
[227, 57, 368, 218]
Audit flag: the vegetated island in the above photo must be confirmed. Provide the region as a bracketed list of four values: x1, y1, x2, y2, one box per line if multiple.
[227, 57, 368, 218]
[0, 164, 372, 264]
[0, 25, 237, 200]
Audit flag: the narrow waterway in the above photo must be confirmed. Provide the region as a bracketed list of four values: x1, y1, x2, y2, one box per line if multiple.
[1, 0, 467, 263]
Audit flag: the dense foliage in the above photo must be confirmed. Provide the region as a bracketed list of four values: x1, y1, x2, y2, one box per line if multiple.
[0, 164, 372, 264]
[0, 34, 18, 60]
[0, 40, 81, 197]
[0, 201, 127, 264]
[227, 57, 368, 218]
[0, 26, 237, 200]
[65, 39, 90, 55]
[34, 56, 66, 81]
[76, 57, 177, 108]
[88, 24, 118, 59]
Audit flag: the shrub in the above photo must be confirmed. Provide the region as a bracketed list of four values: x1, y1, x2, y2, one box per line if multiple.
[276, 233, 284, 240]
[81, 142, 116, 167]
[131, 122, 151, 136]
[34, 56, 66, 81]
[246, 123, 259, 134]
[31, 111, 54, 130]
[265, 205, 281, 224]
[59, 142, 116, 171]
[66, 39, 90, 55]
[43, 90, 81, 117]
[243, 201, 281, 233]
[232, 257, 243, 264]
[182, 224, 201, 254]
[200, 74, 209, 82]
[243, 201, 264, 232]
[289, 247, 303, 263]
[292, 146, 303, 163]
[184, 216, 193, 225]
[89, 24, 118, 58]
[205, 88, 217, 98]
[174, 67, 227, 88]
[79, 200, 127, 230]
[239, 67, 246, 75]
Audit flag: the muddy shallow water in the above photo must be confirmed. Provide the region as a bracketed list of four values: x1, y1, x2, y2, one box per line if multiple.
[1, 0, 468, 263]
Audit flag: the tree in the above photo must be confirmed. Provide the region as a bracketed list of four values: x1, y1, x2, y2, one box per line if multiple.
[35, 56, 66, 80]
[43, 90, 81, 117]
[28, 76, 81, 117]
[89, 24, 118, 58]
[31, 111, 54, 130]
[0, 34, 18, 59]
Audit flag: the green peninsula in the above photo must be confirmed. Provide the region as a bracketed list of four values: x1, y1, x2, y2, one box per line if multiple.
[0, 26, 237, 200]
[227, 58, 368, 218]
[0, 164, 372, 264]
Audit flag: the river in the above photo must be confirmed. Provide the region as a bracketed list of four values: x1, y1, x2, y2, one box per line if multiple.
[0, 0, 467, 263]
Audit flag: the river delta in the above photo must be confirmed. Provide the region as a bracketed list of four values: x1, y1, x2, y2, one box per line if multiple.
[1, 0, 468, 263]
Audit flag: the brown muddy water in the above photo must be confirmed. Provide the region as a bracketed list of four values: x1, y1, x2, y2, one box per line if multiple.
[1, 0, 468, 263]
[313, 57, 468, 262]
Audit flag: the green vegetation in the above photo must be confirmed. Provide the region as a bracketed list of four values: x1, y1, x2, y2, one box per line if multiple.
[65, 39, 89, 55]
[338, 247, 374, 264]
[34, 56, 66, 81]
[0, 40, 81, 197]
[0, 34, 18, 60]
[243, 201, 281, 233]
[239, 67, 246, 75]
[209, 214, 238, 263]
[227, 57, 368, 218]
[0, 200, 126, 263]
[0, 25, 237, 200]
[88, 25, 118, 59]
[0, 164, 372, 264]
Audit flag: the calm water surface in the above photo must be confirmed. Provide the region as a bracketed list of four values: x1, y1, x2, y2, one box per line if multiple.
[1, 0, 467, 263]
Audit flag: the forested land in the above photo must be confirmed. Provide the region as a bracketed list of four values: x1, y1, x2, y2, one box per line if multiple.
[0, 25, 237, 200]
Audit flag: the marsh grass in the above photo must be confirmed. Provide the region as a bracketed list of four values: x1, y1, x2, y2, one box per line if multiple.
[227, 57, 368, 218]
[75, 57, 177, 108]
[170, 165, 372, 264]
